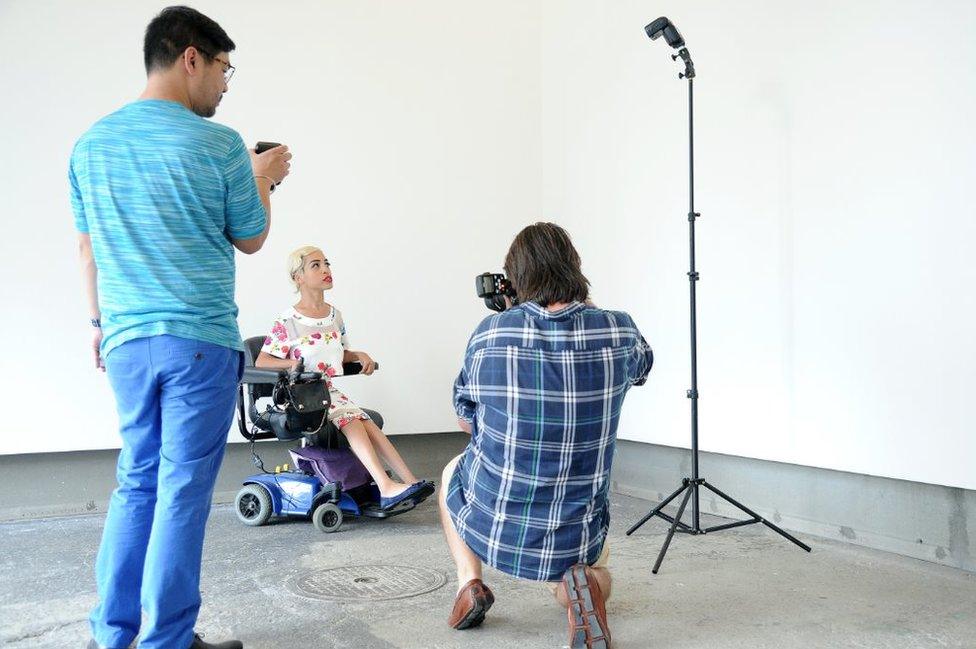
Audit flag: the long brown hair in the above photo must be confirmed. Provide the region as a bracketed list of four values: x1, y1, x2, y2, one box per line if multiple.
[503, 222, 590, 307]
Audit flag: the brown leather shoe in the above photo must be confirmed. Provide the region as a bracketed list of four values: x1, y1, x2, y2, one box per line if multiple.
[447, 578, 495, 629]
[562, 564, 611, 648]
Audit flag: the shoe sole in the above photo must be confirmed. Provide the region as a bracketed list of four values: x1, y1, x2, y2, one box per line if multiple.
[564, 565, 610, 649]
[410, 482, 436, 505]
[452, 587, 495, 630]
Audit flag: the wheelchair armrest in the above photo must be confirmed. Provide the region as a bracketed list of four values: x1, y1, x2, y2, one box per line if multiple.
[342, 361, 379, 375]
[242, 367, 286, 384]
[244, 367, 323, 383]
[243, 363, 378, 382]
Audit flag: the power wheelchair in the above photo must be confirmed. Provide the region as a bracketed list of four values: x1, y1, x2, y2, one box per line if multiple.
[232, 336, 431, 533]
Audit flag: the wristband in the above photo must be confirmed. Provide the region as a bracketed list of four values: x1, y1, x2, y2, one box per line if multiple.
[255, 175, 276, 194]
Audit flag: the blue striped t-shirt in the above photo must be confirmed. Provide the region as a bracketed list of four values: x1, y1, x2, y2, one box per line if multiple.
[69, 99, 266, 356]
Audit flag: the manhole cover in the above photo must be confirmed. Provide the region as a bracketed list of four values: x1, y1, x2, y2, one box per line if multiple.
[286, 565, 447, 601]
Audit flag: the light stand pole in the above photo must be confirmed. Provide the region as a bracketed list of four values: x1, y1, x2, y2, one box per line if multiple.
[625, 17, 812, 573]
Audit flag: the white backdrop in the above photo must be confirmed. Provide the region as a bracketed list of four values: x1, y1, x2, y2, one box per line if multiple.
[1, 1, 972, 492]
[0, 0, 541, 453]
[541, 0, 976, 490]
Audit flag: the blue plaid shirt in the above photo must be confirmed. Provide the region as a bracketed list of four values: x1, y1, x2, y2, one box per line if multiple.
[446, 301, 653, 581]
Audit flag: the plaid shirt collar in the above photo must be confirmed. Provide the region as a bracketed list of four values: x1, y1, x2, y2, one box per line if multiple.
[518, 301, 587, 320]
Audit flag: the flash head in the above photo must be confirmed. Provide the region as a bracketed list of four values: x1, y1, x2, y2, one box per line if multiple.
[645, 17, 685, 49]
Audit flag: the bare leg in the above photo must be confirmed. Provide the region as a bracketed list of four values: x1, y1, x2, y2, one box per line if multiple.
[363, 419, 419, 483]
[439, 455, 483, 591]
[553, 567, 612, 607]
[340, 419, 409, 497]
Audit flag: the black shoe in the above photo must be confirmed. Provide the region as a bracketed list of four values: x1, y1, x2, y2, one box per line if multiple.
[86, 640, 134, 649]
[189, 632, 243, 649]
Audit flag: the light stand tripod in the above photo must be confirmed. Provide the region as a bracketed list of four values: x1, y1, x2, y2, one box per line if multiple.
[625, 18, 812, 573]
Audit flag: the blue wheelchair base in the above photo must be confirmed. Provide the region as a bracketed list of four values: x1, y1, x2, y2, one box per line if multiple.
[235, 471, 426, 532]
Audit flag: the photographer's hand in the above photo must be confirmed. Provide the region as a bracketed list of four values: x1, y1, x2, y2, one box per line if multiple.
[249, 144, 292, 185]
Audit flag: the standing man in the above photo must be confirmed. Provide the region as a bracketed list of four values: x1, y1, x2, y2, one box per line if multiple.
[440, 222, 653, 649]
[71, 7, 290, 649]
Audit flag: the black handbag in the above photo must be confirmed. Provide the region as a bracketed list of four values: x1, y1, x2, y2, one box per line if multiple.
[283, 380, 332, 434]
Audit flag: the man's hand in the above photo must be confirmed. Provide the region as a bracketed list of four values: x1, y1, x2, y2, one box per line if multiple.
[92, 328, 105, 372]
[249, 144, 292, 184]
[457, 418, 473, 434]
[355, 351, 376, 375]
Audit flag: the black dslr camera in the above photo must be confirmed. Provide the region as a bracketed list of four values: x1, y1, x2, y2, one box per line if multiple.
[476, 272, 517, 312]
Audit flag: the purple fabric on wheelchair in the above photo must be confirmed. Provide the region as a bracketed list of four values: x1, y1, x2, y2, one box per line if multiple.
[290, 446, 372, 491]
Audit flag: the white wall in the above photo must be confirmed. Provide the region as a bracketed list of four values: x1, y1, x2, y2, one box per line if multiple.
[2, 0, 972, 493]
[0, 0, 541, 454]
[541, 0, 976, 490]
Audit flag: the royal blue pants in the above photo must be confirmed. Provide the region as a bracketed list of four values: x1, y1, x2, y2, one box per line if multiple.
[89, 335, 243, 649]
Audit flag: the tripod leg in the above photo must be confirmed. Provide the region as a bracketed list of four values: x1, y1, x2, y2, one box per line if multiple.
[626, 482, 688, 536]
[652, 485, 693, 574]
[702, 481, 811, 552]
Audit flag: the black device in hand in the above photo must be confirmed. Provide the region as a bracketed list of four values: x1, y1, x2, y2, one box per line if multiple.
[255, 141, 283, 187]
[255, 141, 281, 155]
[476, 272, 517, 312]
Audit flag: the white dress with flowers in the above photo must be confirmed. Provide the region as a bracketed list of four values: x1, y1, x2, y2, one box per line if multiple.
[260, 306, 370, 429]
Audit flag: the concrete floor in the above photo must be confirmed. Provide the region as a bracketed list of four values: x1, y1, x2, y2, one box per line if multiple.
[2, 490, 975, 649]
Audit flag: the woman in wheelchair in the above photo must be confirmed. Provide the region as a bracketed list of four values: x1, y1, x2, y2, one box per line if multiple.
[255, 245, 432, 511]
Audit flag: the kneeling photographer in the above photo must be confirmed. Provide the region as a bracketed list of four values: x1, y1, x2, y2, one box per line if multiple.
[438, 222, 653, 649]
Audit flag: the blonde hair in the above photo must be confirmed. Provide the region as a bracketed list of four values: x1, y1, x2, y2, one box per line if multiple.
[286, 245, 324, 292]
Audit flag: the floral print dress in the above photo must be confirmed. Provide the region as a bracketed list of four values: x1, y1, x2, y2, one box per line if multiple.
[260, 306, 370, 429]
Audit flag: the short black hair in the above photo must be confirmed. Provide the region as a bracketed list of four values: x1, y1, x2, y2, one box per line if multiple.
[143, 6, 235, 73]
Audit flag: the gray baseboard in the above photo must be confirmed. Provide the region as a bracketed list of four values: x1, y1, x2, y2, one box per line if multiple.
[2, 434, 972, 575]
[0, 433, 469, 523]
[611, 439, 975, 573]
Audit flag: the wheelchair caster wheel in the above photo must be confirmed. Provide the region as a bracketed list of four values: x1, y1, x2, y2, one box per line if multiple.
[313, 502, 343, 533]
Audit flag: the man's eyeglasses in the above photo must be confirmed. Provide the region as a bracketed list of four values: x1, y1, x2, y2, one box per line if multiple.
[195, 46, 235, 83]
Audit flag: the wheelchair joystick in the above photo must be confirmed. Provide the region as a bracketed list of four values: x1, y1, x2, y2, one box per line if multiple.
[287, 359, 305, 383]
